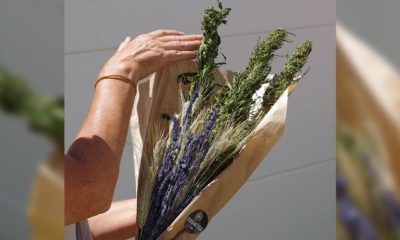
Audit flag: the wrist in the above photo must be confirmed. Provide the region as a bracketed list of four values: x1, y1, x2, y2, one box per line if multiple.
[117, 62, 141, 85]
[95, 75, 137, 90]
[99, 62, 140, 86]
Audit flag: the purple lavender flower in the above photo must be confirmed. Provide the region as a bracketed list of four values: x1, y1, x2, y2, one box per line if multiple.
[158, 116, 181, 182]
[205, 108, 220, 133]
[151, 133, 194, 215]
[167, 108, 221, 219]
[182, 88, 199, 128]
[142, 116, 182, 237]
[337, 176, 379, 240]
[156, 126, 212, 236]
[161, 133, 202, 216]
[198, 108, 220, 162]
[145, 107, 221, 239]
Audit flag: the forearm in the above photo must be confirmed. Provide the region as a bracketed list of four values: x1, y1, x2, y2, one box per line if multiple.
[88, 199, 138, 240]
[65, 79, 136, 224]
[73, 78, 136, 159]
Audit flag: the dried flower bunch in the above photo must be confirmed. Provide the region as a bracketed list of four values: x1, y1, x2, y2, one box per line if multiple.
[0, 69, 64, 148]
[137, 1, 312, 239]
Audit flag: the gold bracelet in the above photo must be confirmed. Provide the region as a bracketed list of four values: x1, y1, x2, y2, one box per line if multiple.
[95, 75, 137, 89]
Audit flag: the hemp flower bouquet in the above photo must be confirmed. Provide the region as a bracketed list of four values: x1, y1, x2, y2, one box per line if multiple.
[130, 2, 312, 239]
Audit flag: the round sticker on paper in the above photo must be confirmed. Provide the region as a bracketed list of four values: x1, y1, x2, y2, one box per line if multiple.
[185, 210, 208, 234]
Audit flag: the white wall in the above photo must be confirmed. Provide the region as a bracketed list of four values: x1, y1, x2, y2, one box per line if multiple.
[337, 0, 400, 68]
[65, 1, 336, 239]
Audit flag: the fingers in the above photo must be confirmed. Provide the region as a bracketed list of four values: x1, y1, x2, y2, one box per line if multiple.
[158, 34, 203, 42]
[118, 36, 131, 51]
[157, 34, 203, 51]
[164, 50, 197, 63]
[148, 29, 184, 37]
[160, 40, 202, 51]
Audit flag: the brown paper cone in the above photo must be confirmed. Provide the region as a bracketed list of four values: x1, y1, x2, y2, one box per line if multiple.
[337, 24, 400, 194]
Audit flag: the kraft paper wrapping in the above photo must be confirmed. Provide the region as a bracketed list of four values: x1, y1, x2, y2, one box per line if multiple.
[336, 24, 400, 194]
[130, 60, 294, 240]
[336, 25, 400, 240]
[28, 150, 64, 240]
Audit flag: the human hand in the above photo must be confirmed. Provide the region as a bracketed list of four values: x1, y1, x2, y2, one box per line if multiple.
[99, 30, 203, 84]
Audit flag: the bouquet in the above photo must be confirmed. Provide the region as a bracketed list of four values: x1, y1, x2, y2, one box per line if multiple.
[130, 1, 312, 239]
